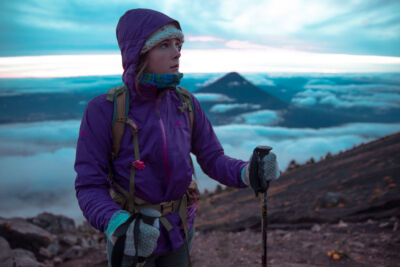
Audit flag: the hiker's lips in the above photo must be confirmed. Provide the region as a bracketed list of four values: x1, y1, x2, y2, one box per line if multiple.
[170, 64, 179, 70]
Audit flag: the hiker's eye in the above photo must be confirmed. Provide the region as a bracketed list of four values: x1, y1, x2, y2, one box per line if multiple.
[160, 42, 168, 48]
[175, 42, 182, 51]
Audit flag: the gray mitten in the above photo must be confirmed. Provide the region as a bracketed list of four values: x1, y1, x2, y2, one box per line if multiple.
[242, 152, 279, 186]
[124, 208, 161, 257]
[106, 208, 161, 258]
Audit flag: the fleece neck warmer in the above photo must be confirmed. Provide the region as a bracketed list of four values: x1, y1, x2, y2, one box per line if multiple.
[139, 72, 184, 88]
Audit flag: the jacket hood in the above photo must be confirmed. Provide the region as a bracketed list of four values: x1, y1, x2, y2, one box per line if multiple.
[116, 9, 181, 99]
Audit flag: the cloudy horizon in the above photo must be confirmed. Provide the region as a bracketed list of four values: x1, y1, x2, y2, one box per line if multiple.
[1, 0, 400, 76]
[1, 118, 399, 222]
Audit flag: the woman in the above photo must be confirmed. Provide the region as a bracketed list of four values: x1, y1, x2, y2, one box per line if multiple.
[74, 8, 279, 267]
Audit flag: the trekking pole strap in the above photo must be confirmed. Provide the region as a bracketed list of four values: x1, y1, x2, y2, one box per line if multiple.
[111, 214, 137, 267]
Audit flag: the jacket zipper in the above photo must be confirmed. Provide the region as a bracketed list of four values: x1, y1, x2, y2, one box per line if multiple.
[155, 99, 171, 182]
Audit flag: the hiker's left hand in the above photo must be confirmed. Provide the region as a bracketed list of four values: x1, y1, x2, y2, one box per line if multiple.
[105, 208, 160, 257]
[242, 152, 280, 186]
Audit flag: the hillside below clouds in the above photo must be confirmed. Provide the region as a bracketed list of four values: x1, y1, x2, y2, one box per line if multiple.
[0, 72, 399, 126]
[196, 131, 400, 233]
[194, 72, 400, 128]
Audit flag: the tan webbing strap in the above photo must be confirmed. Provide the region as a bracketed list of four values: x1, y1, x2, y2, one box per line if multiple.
[128, 166, 136, 214]
[126, 118, 140, 214]
[112, 89, 127, 159]
[160, 217, 173, 231]
[177, 87, 196, 180]
[109, 175, 129, 199]
[108, 86, 131, 205]
[177, 87, 194, 133]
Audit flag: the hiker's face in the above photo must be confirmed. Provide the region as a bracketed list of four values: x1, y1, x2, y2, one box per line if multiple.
[145, 38, 182, 74]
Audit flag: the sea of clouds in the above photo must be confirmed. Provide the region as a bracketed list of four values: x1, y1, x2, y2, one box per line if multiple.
[1, 119, 399, 223]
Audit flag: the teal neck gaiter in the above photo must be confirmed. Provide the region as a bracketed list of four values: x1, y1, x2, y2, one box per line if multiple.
[139, 72, 184, 88]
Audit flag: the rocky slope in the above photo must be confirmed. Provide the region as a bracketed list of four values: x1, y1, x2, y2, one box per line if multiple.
[0, 213, 107, 267]
[193, 131, 400, 266]
[196, 131, 400, 232]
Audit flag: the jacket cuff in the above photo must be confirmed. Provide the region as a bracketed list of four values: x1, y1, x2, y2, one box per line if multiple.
[241, 165, 249, 186]
[105, 210, 131, 239]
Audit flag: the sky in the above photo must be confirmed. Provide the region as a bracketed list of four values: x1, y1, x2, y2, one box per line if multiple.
[1, 0, 400, 76]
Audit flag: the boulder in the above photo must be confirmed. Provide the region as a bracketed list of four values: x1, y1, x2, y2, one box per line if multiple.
[77, 220, 99, 234]
[61, 245, 84, 261]
[317, 192, 347, 208]
[28, 212, 76, 234]
[13, 248, 40, 267]
[0, 236, 14, 267]
[0, 217, 52, 259]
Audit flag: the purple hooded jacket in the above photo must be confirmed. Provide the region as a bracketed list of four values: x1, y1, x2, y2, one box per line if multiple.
[74, 8, 248, 255]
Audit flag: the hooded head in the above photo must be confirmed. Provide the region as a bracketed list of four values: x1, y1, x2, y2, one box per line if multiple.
[116, 9, 182, 97]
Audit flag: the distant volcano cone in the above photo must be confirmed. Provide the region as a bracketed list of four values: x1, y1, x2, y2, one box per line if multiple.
[196, 72, 287, 109]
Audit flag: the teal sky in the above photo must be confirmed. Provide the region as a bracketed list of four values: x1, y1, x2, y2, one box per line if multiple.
[1, 0, 400, 57]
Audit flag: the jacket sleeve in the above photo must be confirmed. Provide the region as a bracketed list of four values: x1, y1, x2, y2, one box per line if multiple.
[190, 95, 248, 188]
[74, 96, 121, 232]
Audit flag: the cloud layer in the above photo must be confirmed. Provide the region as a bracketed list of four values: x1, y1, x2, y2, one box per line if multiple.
[1, 119, 399, 222]
[210, 103, 261, 113]
[292, 78, 400, 108]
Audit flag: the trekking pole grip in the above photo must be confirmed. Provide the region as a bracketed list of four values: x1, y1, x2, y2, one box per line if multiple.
[249, 145, 272, 197]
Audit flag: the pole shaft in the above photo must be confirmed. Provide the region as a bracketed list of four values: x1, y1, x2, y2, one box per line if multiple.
[262, 193, 267, 266]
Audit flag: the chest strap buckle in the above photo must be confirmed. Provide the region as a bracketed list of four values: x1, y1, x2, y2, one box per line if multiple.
[160, 201, 175, 216]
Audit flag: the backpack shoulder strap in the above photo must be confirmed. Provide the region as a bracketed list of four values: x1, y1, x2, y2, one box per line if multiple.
[106, 85, 130, 161]
[107, 85, 141, 214]
[176, 86, 194, 133]
[176, 87, 197, 180]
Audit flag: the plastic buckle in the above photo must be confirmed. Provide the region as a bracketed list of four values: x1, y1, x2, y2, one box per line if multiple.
[161, 201, 174, 216]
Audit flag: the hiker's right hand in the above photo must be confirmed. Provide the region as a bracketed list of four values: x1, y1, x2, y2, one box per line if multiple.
[242, 151, 279, 189]
[105, 209, 161, 257]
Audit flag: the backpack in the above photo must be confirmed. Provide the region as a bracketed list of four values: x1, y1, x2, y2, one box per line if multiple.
[105, 85, 197, 211]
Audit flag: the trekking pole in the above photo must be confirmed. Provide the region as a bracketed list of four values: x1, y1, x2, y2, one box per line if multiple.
[249, 145, 272, 267]
[262, 183, 269, 267]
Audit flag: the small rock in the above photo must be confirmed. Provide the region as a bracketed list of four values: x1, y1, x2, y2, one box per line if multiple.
[283, 233, 292, 240]
[367, 219, 375, 224]
[311, 224, 321, 232]
[39, 260, 54, 267]
[79, 237, 90, 248]
[317, 192, 347, 208]
[59, 234, 78, 246]
[39, 246, 52, 259]
[323, 233, 332, 239]
[0, 217, 52, 260]
[13, 248, 40, 267]
[61, 245, 84, 261]
[379, 222, 390, 228]
[337, 220, 348, 228]
[350, 241, 365, 249]
[47, 239, 60, 258]
[0, 237, 14, 267]
[302, 242, 314, 249]
[393, 221, 398, 232]
[77, 220, 99, 234]
[274, 230, 287, 236]
[28, 212, 76, 234]
[53, 257, 62, 265]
